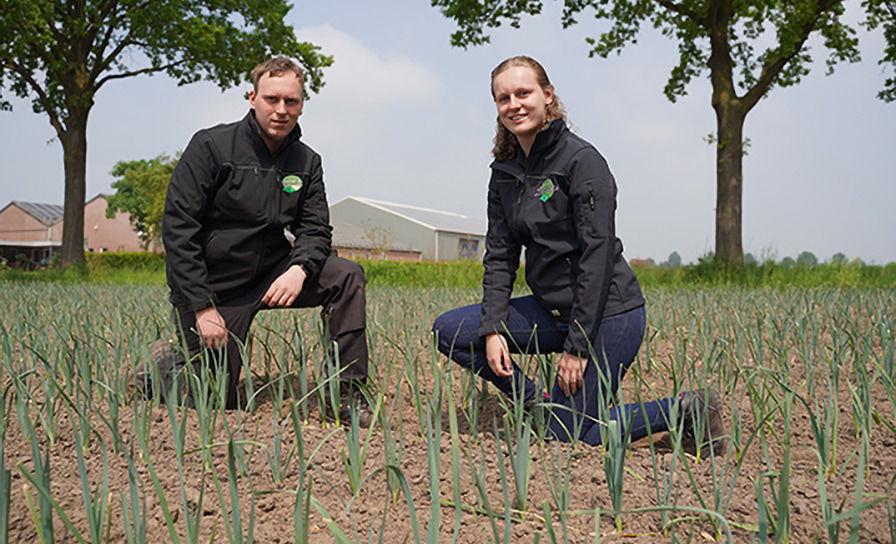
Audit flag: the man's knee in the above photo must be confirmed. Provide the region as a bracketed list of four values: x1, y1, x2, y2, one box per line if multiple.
[324, 256, 366, 289]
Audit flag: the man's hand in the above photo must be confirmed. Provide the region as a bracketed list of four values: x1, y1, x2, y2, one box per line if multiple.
[485, 333, 513, 378]
[196, 307, 228, 349]
[262, 265, 307, 308]
[557, 352, 587, 396]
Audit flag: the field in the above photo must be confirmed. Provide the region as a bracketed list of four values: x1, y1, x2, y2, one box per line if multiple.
[0, 282, 894, 543]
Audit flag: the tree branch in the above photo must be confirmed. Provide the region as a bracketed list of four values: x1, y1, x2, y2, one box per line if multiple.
[36, 2, 65, 44]
[741, 0, 843, 111]
[90, 0, 155, 81]
[92, 29, 133, 82]
[86, 0, 120, 53]
[653, 0, 707, 28]
[94, 60, 188, 90]
[3, 61, 66, 136]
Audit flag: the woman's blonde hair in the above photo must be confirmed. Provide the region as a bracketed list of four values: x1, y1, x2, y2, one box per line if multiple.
[490, 56, 566, 161]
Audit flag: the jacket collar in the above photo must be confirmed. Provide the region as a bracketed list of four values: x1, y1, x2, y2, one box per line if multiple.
[491, 119, 567, 177]
[528, 118, 566, 161]
[243, 111, 303, 157]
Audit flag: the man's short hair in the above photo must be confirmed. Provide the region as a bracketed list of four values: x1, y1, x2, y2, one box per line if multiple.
[251, 56, 304, 90]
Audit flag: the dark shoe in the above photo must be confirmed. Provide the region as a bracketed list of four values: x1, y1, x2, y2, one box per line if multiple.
[327, 382, 373, 428]
[128, 339, 172, 399]
[679, 388, 727, 457]
[132, 339, 191, 404]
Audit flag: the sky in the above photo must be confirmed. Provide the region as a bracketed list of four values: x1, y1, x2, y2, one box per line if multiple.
[1, 1, 894, 264]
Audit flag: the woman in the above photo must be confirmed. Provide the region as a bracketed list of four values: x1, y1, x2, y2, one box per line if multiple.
[432, 56, 724, 452]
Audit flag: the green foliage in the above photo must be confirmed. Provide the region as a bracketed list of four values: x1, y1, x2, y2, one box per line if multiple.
[86, 252, 166, 271]
[358, 260, 493, 288]
[664, 251, 682, 268]
[830, 252, 848, 265]
[863, 0, 896, 101]
[107, 154, 178, 247]
[797, 251, 819, 267]
[0, 1, 333, 117]
[430, 0, 889, 103]
[2, 254, 894, 290]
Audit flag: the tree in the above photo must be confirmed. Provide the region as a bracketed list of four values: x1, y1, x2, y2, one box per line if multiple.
[664, 251, 682, 268]
[830, 251, 848, 264]
[431, 0, 895, 265]
[1, 1, 332, 266]
[797, 251, 819, 266]
[363, 225, 394, 259]
[106, 153, 177, 248]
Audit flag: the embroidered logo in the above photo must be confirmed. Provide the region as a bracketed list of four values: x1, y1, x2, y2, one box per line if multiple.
[282, 175, 303, 194]
[536, 178, 555, 202]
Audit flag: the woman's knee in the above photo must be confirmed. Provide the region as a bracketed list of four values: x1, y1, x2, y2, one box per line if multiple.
[432, 306, 479, 356]
[431, 310, 458, 353]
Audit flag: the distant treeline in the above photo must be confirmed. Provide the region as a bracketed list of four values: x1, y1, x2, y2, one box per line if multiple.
[1, 252, 894, 289]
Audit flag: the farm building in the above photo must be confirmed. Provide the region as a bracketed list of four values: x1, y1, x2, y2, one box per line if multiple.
[331, 221, 422, 261]
[329, 196, 486, 261]
[0, 195, 146, 265]
[0, 201, 63, 264]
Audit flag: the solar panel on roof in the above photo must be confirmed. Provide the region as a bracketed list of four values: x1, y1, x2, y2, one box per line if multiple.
[13, 201, 65, 226]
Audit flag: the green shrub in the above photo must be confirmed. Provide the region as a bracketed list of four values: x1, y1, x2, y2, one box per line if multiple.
[86, 252, 166, 271]
[1, 252, 893, 289]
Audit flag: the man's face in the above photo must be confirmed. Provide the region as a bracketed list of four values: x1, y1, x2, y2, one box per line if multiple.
[248, 72, 304, 151]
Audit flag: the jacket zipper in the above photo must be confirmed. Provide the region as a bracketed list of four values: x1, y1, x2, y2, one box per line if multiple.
[513, 160, 529, 232]
[251, 166, 263, 282]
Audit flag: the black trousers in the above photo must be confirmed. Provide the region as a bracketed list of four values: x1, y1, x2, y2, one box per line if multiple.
[172, 255, 368, 409]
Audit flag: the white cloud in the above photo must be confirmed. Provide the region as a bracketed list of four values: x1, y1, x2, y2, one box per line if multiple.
[298, 25, 440, 107]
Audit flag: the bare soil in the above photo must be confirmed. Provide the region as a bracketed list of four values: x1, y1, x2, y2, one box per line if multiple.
[3, 303, 895, 543]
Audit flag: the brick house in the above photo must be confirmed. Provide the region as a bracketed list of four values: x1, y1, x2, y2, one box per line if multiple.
[0, 195, 146, 265]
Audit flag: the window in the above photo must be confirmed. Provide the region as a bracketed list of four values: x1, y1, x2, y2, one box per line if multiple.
[457, 238, 479, 259]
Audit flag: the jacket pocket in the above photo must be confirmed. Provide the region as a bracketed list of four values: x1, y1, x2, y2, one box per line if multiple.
[215, 165, 266, 220]
[576, 181, 598, 237]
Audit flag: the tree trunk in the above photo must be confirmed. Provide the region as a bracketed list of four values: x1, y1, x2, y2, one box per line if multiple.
[713, 100, 745, 266]
[59, 109, 89, 267]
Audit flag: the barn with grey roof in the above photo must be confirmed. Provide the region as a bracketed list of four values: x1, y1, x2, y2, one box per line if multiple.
[329, 196, 486, 261]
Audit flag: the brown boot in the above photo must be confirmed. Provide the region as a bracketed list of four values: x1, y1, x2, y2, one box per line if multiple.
[679, 388, 727, 457]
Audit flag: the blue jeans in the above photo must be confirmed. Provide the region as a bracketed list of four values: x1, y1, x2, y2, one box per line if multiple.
[432, 297, 673, 445]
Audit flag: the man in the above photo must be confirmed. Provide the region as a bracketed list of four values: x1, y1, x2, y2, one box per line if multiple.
[160, 56, 368, 415]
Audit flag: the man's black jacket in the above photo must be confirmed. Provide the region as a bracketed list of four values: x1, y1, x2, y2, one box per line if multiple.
[163, 112, 332, 311]
[479, 119, 644, 356]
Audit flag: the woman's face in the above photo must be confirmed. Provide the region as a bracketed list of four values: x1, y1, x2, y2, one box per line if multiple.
[492, 65, 554, 144]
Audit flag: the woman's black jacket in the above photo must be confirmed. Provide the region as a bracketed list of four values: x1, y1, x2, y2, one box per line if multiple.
[479, 119, 645, 356]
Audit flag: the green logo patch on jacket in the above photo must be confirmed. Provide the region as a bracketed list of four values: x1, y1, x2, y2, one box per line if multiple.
[282, 175, 303, 194]
[536, 178, 555, 202]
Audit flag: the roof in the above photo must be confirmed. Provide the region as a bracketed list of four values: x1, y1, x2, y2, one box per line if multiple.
[10, 201, 64, 226]
[332, 222, 420, 252]
[1, 195, 110, 226]
[334, 196, 486, 236]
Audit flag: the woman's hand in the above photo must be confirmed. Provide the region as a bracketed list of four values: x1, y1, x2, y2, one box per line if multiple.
[557, 352, 587, 396]
[485, 333, 513, 377]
